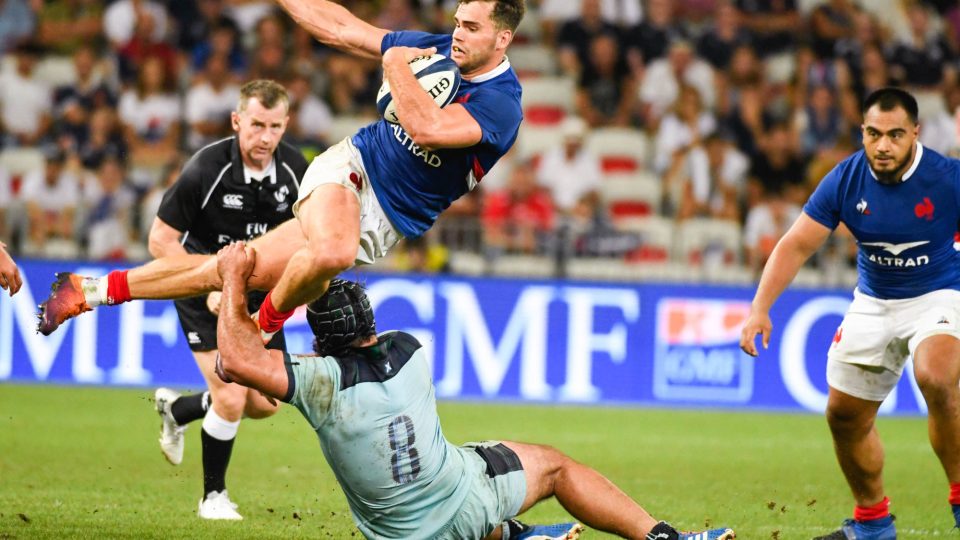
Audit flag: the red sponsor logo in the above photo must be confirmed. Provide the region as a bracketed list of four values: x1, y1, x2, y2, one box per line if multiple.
[348, 172, 362, 192]
[915, 197, 934, 220]
[832, 327, 842, 344]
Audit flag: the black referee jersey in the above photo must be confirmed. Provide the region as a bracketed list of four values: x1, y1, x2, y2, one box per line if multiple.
[157, 136, 309, 254]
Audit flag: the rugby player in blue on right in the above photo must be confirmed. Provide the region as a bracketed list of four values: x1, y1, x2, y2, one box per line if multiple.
[214, 241, 736, 540]
[741, 87, 960, 539]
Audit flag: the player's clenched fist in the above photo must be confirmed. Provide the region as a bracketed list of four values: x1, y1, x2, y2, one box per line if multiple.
[739, 310, 772, 357]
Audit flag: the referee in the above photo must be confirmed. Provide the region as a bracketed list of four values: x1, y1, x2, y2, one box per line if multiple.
[148, 79, 308, 520]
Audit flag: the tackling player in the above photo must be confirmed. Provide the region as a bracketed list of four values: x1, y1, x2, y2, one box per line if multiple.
[37, 0, 526, 338]
[213, 241, 736, 540]
[740, 87, 960, 539]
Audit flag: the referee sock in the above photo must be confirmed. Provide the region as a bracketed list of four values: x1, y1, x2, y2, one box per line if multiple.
[201, 409, 239, 497]
[170, 391, 211, 426]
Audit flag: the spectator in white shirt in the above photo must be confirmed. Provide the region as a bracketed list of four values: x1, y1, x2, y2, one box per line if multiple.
[0, 43, 53, 147]
[20, 149, 80, 254]
[103, 0, 169, 48]
[639, 39, 715, 126]
[185, 53, 241, 151]
[536, 116, 602, 215]
[118, 56, 182, 189]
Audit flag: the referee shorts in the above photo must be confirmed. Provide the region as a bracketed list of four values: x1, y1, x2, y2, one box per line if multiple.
[174, 290, 286, 352]
[294, 137, 403, 266]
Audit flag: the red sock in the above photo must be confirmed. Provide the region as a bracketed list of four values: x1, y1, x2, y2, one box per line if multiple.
[106, 270, 131, 305]
[854, 496, 890, 522]
[949, 483, 960, 505]
[257, 290, 294, 332]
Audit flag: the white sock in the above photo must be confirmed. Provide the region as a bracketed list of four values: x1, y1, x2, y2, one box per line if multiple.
[201, 409, 240, 441]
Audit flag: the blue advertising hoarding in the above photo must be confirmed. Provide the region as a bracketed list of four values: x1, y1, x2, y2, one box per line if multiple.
[1, 258, 927, 415]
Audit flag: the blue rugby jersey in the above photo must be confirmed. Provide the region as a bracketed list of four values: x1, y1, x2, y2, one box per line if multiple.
[804, 143, 960, 299]
[352, 31, 523, 238]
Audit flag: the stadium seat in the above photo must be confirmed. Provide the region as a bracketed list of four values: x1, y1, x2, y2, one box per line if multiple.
[327, 114, 377, 144]
[35, 56, 77, 87]
[585, 128, 649, 173]
[0, 148, 45, 179]
[490, 254, 555, 278]
[513, 8, 543, 44]
[674, 218, 744, 281]
[516, 124, 565, 160]
[447, 250, 486, 276]
[520, 76, 575, 126]
[914, 89, 947, 122]
[599, 171, 662, 219]
[616, 216, 674, 263]
[566, 257, 636, 282]
[507, 44, 558, 78]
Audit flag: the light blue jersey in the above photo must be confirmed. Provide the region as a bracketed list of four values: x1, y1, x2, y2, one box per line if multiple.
[351, 31, 523, 238]
[804, 143, 960, 299]
[282, 331, 475, 539]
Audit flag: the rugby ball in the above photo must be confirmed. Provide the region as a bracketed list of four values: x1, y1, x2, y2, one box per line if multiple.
[377, 54, 462, 124]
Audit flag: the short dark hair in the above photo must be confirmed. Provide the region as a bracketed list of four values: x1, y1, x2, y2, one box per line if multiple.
[862, 87, 919, 125]
[237, 79, 289, 113]
[459, 0, 525, 31]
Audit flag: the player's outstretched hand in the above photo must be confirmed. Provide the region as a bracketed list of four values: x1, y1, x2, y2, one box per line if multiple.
[0, 245, 22, 296]
[216, 242, 256, 287]
[383, 45, 438, 65]
[740, 311, 773, 357]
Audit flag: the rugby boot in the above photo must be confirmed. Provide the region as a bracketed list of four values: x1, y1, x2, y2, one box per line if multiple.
[515, 521, 584, 539]
[37, 272, 92, 335]
[812, 515, 896, 540]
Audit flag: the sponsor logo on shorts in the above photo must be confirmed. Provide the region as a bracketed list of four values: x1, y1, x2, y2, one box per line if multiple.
[348, 172, 363, 192]
[187, 332, 201, 344]
[938, 316, 950, 325]
[222, 194, 244, 209]
[832, 327, 842, 346]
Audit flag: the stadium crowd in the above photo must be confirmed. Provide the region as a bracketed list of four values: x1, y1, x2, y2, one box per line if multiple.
[1, 0, 958, 285]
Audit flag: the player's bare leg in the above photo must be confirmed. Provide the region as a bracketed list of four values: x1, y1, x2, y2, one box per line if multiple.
[500, 441, 734, 539]
[37, 220, 305, 335]
[825, 388, 886, 506]
[912, 335, 960, 521]
[264, 183, 361, 314]
[503, 441, 652, 539]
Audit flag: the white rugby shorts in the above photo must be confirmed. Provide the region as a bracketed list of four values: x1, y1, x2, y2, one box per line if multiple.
[294, 137, 403, 265]
[826, 288, 960, 401]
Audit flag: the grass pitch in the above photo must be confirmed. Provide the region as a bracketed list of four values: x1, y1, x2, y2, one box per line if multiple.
[0, 384, 948, 539]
